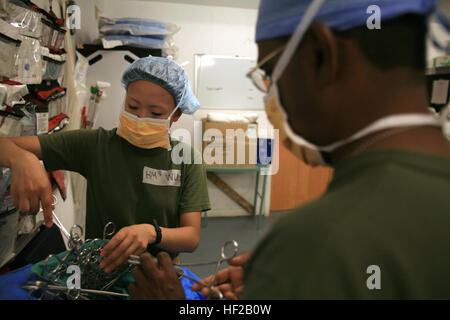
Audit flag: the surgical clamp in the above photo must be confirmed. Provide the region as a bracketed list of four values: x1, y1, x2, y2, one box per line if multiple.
[127, 240, 239, 299]
[22, 280, 130, 299]
[39, 194, 71, 240]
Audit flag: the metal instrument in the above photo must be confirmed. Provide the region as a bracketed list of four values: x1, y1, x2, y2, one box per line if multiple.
[23, 222, 131, 300]
[38, 194, 71, 240]
[22, 218, 239, 300]
[128, 240, 239, 299]
[22, 280, 129, 300]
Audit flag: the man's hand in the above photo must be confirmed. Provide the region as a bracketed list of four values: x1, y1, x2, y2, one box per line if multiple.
[192, 251, 251, 300]
[10, 152, 54, 227]
[128, 252, 186, 300]
[100, 224, 155, 273]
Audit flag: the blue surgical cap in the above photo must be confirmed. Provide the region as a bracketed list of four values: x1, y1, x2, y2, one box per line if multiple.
[256, 0, 440, 42]
[121, 56, 200, 115]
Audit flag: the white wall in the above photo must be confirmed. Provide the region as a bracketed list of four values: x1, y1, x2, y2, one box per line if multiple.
[75, 0, 272, 217]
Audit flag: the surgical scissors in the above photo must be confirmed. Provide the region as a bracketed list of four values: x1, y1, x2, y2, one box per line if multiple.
[180, 240, 239, 299]
[175, 240, 239, 269]
[38, 194, 70, 240]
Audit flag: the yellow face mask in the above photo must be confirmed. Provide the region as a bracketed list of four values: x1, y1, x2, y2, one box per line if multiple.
[264, 84, 326, 166]
[117, 108, 178, 150]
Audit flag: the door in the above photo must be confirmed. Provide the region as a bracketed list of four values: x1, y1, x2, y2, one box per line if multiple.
[270, 142, 333, 211]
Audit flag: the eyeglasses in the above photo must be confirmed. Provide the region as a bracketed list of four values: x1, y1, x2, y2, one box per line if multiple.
[246, 46, 285, 93]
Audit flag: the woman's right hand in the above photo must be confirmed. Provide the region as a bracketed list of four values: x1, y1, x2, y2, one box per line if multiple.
[191, 251, 252, 300]
[10, 151, 54, 227]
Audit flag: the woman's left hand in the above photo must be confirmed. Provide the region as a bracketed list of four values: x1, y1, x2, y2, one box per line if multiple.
[99, 224, 155, 273]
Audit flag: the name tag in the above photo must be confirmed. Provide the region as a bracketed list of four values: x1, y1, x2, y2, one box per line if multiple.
[142, 167, 181, 187]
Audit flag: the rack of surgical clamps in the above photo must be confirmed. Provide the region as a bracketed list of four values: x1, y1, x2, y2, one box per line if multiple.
[20, 219, 240, 300]
[22, 222, 136, 300]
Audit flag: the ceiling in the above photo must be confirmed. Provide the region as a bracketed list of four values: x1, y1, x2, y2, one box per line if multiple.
[138, 0, 260, 10]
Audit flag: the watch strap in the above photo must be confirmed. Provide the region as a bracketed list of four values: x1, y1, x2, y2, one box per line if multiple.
[152, 218, 162, 245]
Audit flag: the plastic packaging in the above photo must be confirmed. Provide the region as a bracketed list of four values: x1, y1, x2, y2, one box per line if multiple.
[99, 16, 180, 36]
[0, 180, 14, 212]
[35, 107, 48, 134]
[0, 32, 21, 78]
[41, 19, 66, 51]
[0, 208, 19, 267]
[8, 1, 42, 38]
[41, 48, 66, 80]
[74, 51, 88, 85]
[102, 34, 172, 49]
[17, 213, 36, 235]
[0, 112, 22, 137]
[48, 112, 69, 133]
[20, 105, 37, 136]
[13, 35, 43, 84]
[42, 56, 65, 79]
[0, 17, 19, 40]
[0, 82, 28, 106]
[0, 168, 11, 204]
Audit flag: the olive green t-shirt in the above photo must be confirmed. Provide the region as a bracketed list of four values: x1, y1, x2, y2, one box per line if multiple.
[244, 150, 450, 299]
[38, 128, 210, 254]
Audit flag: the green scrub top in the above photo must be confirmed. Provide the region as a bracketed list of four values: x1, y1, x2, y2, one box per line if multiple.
[244, 150, 450, 299]
[38, 128, 210, 256]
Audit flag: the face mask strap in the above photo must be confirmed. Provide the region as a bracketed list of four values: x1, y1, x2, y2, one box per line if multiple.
[271, 0, 325, 83]
[167, 105, 179, 137]
[166, 86, 186, 149]
[168, 105, 180, 120]
[166, 106, 177, 151]
[167, 84, 186, 121]
[319, 113, 443, 152]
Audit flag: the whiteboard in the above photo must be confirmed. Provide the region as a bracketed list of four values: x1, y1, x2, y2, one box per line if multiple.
[195, 55, 265, 110]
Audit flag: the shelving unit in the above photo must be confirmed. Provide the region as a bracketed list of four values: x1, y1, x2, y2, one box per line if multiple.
[204, 165, 269, 230]
[76, 44, 162, 60]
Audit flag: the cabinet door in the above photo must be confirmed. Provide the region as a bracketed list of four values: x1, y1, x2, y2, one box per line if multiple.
[270, 142, 333, 211]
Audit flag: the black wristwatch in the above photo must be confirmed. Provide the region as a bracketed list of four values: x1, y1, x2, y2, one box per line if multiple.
[152, 219, 162, 245]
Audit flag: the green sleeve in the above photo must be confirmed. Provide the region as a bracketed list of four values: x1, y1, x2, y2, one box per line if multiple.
[178, 147, 211, 214]
[38, 129, 99, 177]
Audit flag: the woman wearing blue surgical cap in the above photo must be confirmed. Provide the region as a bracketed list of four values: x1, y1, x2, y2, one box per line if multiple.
[0, 56, 210, 273]
[129, 0, 450, 300]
